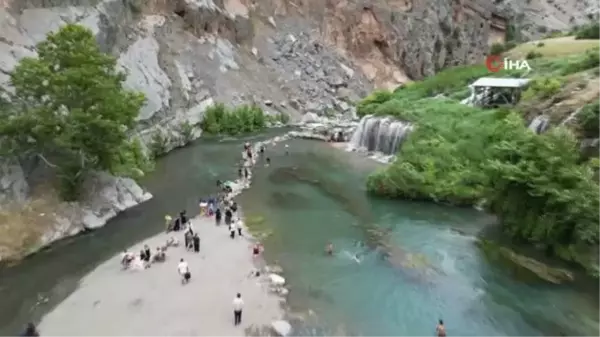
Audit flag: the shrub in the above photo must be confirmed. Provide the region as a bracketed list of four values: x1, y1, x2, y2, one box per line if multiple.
[200, 103, 271, 135]
[575, 22, 600, 39]
[526, 51, 543, 59]
[522, 77, 562, 100]
[150, 132, 169, 158]
[561, 49, 600, 75]
[490, 43, 506, 55]
[357, 90, 394, 117]
[536, 42, 545, 47]
[577, 101, 600, 138]
[178, 121, 195, 145]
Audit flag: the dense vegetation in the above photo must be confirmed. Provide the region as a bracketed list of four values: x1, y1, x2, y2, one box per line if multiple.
[360, 44, 600, 275]
[200, 102, 289, 136]
[574, 22, 600, 40]
[0, 24, 153, 200]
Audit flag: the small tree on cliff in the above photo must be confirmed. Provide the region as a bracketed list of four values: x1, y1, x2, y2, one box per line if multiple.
[0, 24, 151, 200]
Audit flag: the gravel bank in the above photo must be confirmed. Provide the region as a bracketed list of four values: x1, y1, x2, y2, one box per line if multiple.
[38, 177, 284, 335]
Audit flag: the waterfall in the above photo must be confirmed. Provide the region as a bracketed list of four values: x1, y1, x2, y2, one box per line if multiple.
[348, 115, 413, 155]
[461, 84, 476, 106]
[528, 115, 549, 134]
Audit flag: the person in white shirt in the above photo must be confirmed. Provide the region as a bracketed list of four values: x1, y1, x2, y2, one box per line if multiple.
[177, 258, 191, 284]
[236, 218, 243, 236]
[232, 293, 244, 326]
[186, 221, 195, 234]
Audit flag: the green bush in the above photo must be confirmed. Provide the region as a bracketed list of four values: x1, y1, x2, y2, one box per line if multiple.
[561, 49, 600, 75]
[526, 51, 543, 59]
[575, 22, 600, 39]
[536, 42, 545, 47]
[577, 101, 600, 138]
[200, 103, 271, 136]
[357, 90, 394, 117]
[522, 77, 562, 100]
[178, 121, 195, 145]
[150, 132, 169, 158]
[490, 43, 506, 55]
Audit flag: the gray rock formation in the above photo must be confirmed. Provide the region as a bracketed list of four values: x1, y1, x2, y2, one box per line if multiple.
[494, 0, 599, 40]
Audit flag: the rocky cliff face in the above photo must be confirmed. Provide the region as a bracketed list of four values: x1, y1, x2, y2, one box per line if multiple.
[494, 0, 599, 40]
[0, 0, 588, 260]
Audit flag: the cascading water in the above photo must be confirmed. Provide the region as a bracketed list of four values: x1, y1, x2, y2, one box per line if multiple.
[348, 115, 413, 155]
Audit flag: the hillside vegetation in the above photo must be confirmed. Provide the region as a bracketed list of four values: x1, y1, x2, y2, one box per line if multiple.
[359, 36, 600, 276]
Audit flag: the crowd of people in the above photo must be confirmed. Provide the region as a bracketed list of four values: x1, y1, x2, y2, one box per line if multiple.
[116, 140, 265, 327]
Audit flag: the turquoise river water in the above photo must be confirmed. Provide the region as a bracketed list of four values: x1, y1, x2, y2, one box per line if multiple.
[0, 132, 597, 336]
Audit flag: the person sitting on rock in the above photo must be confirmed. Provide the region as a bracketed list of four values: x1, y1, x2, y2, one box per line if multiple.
[166, 236, 179, 247]
[153, 247, 166, 263]
[121, 249, 134, 269]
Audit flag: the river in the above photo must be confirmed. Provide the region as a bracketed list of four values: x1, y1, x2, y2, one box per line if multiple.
[0, 132, 598, 336]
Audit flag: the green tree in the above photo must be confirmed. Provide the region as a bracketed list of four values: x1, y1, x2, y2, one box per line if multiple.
[483, 126, 599, 270]
[0, 24, 149, 200]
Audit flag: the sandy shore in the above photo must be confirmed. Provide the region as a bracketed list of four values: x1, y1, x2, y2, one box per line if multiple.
[38, 162, 287, 337]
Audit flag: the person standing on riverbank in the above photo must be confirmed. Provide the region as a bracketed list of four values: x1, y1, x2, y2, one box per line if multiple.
[229, 221, 236, 239]
[192, 233, 200, 253]
[19, 322, 39, 336]
[232, 293, 244, 326]
[215, 207, 222, 226]
[236, 218, 243, 237]
[225, 208, 233, 227]
[178, 258, 191, 284]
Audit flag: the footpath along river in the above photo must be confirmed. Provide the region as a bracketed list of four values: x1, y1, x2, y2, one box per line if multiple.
[0, 131, 598, 336]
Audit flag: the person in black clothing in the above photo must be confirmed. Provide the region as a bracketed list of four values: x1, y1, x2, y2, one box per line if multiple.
[266, 157, 271, 166]
[20, 322, 39, 336]
[259, 145, 265, 154]
[243, 168, 249, 180]
[225, 208, 233, 226]
[179, 210, 188, 226]
[192, 233, 200, 252]
[238, 167, 243, 180]
[215, 207, 222, 225]
[173, 217, 181, 231]
[231, 202, 238, 213]
[143, 245, 151, 262]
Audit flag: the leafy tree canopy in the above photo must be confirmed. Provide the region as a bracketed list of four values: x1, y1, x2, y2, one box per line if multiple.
[0, 24, 152, 200]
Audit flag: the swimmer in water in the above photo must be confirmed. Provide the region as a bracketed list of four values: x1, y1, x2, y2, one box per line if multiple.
[436, 319, 446, 337]
[265, 157, 271, 167]
[326, 242, 333, 255]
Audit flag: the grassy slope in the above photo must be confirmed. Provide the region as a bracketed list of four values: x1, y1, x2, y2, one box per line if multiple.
[506, 36, 598, 58]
